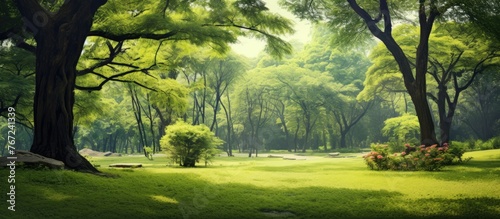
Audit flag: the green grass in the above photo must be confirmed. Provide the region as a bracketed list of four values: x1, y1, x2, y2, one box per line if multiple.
[1, 150, 500, 219]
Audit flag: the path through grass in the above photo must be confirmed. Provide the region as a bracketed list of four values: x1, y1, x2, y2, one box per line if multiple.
[1, 150, 499, 218]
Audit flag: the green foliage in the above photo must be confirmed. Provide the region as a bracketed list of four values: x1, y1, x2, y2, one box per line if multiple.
[91, 0, 294, 57]
[160, 120, 223, 167]
[364, 143, 471, 171]
[143, 146, 154, 160]
[0, 46, 35, 125]
[381, 114, 419, 144]
[452, 137, 500, 151]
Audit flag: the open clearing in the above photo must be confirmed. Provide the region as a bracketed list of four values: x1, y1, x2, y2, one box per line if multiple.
[1, 150, 499, 219]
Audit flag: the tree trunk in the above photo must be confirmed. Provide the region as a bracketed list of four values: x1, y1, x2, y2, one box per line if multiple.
[220, 95, 233, 156]
[24, 0, 107, 173]
[340, 132, 347, 149]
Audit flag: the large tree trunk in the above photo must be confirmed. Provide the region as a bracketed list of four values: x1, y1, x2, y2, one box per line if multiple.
[15, 0, 107, 173]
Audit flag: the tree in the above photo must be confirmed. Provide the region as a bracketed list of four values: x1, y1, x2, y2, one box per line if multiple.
[382, 113, 420, 146]
[453, 0, 500, 42]
[456, 68, 500, 140]
[281, 0, 481, 145]
[426, 23, 500, 144]
[359, 23, 500, 144]
[160, 120, 222, 167]
[296, 24, 373, 149]
[1, 0, 293, 172]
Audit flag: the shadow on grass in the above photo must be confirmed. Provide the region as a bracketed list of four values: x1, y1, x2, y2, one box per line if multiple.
[1, 168, 499, 219]
[429, 160, 500, 182]
[415, 197, 500, 219]
[461, 160, 500, 169]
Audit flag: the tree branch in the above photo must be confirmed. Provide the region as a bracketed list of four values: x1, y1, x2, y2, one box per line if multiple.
[88, 30, 178, 41]
[76, 67, 156, 92]
[347, 0, 384, 37]
[457, 53, 500, 92]
[77, 41, 124, 76]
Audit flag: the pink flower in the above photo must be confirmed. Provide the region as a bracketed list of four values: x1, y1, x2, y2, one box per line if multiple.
[438, 147, 444, 151]
[404, 143, 410, 147]
[401, 152, 407, 156]
[425, 153, 430, 157]
[420, 145, 426, 149]
[377, 155, 383, 159]
[443, 142, 449, 147]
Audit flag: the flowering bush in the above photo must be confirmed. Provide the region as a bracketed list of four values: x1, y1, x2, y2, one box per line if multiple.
[363, 143, 470, 171]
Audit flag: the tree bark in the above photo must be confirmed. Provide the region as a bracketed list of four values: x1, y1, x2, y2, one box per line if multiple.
[18, 0, 107, 172]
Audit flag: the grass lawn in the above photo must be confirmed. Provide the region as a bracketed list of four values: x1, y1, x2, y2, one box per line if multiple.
[1, 150, 499, 219]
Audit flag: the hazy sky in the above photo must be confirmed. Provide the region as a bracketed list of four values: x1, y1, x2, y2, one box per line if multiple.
[230, 0, 312, 58]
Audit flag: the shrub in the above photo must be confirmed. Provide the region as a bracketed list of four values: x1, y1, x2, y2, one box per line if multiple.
[479, 139, 494, 150]
[491, 137, 500, 149]
[363, 143, 470, 171]
[160, 121, 223, 167]
[447, 143, 468, 162]
[457, 137, 500, 151]
[143, 146, 153, 160]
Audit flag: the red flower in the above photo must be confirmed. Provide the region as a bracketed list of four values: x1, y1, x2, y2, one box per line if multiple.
[377, 155, 383, 159]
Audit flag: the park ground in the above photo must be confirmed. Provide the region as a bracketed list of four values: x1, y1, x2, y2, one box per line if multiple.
[1, 149, 499, 219]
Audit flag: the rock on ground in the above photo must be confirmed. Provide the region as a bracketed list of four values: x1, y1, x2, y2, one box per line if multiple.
[79, 148, 121, 157]
[0, 150, 64, 169]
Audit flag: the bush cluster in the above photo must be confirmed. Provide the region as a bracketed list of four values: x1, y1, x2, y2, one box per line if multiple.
[363, 143, 470, 171]
[160, 121, 223, 167]
[452, 137, 500, 151]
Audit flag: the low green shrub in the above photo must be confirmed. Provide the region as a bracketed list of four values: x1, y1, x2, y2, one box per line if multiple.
[143, 146, 154, 160]
[453, 137, 500, 151]
[363, 143, 470, 171]
[160, 120, 223, 167]
[491, 137, 500, 149]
